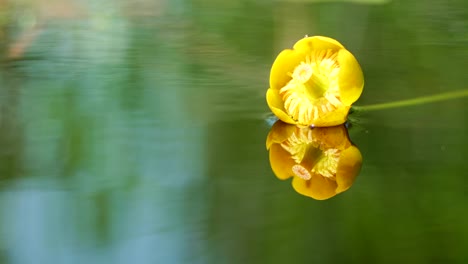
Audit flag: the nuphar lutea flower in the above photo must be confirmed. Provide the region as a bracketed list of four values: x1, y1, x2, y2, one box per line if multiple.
[266, 121, 362, 200]
[267, 36, 364, 127]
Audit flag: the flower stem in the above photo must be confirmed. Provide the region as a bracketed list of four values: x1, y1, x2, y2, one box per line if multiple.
[352, 89, 468, 112]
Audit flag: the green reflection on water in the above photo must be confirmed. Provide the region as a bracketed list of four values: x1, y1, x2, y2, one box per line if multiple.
[0, 0, 468, 264]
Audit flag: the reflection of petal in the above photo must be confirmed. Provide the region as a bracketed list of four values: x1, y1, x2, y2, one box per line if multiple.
[336, 146, 363, 193]
[269, 144, 295, 180]
[311, 125, 350, 150]
[292, 174, 337, 200]
[266, 120, 363, 200]
[266, 119, 296, 149]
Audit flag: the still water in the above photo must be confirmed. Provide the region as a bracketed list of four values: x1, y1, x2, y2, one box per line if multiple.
[0, 0, 467, 263]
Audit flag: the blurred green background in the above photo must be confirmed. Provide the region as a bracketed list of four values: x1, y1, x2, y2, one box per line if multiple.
[0, 0, 467, 263]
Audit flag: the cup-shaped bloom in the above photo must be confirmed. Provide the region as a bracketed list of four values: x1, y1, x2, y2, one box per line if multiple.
[266, 36, 364, 127]
[266, 120, 362, 200]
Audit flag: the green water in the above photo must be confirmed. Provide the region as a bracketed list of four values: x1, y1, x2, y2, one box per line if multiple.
[0, 0, 467, 263]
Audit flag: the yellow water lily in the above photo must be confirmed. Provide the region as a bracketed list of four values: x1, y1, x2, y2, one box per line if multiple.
[266, 36, 364, 127]
[266, 120, 362, 200]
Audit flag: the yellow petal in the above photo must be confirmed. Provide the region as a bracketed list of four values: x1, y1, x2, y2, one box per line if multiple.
[266, 120, 296, 150]
[266, 121, 362, 200]
[269, 144, 295, 180]
[266, 89, 296, 125]
[312, 125, 350, 150]
[292, 174, 338, 200]
[337, 49, 364, 106]
[310, 105, 351, 127]
[269, 49, 304, 91]
[335, 145, 362, 193]
[293, 36, 344, 54]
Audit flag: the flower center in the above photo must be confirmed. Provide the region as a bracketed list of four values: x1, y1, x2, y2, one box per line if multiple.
[279, 49, 342, 125]
[292, 63, 313, 83]
[280, 128, 316, 164]
[292, 164, 312, 180]
[280, 127, 341, 180]
[312, 149, 340, 179]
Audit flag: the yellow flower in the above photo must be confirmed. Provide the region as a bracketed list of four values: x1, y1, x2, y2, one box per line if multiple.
[266, 36, 364, 127]
[266, 120, 362, 200]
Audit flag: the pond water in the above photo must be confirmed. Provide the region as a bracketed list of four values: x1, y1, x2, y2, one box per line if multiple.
[0, 0, 467, 263]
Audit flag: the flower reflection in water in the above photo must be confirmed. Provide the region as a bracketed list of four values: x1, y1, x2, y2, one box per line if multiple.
[266, 120, 362, 200]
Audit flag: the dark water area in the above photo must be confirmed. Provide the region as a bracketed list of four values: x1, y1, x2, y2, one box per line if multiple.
[0, 0, 467, 263]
